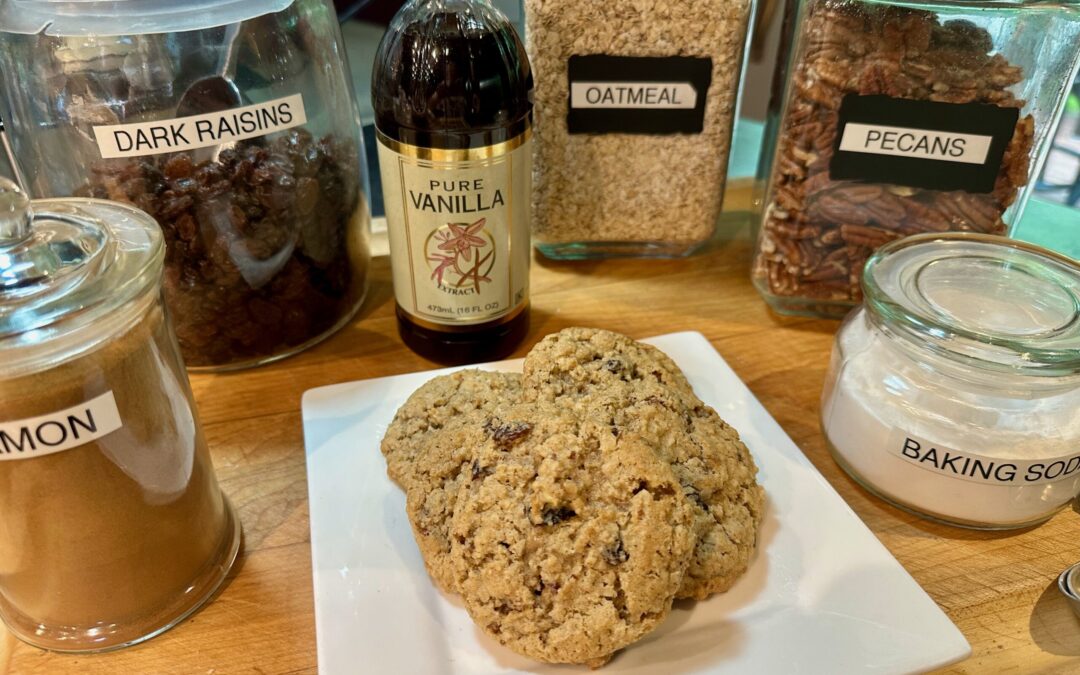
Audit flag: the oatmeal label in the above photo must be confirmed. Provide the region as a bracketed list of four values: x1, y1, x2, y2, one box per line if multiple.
[887, 429, 1080, 487]
[93, 94, 308, 159]
[0, 391, 123, 460]
[831, 94, 1018, 193]
[377, 130, 531, 326]
[566, 55, 712, 134]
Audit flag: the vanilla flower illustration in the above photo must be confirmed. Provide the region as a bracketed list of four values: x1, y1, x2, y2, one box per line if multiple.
[428, 252, 458, 285]
[436, 218, 487, 262]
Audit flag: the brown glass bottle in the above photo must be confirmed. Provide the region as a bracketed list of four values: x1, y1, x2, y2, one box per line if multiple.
[372, 0, 533, 365]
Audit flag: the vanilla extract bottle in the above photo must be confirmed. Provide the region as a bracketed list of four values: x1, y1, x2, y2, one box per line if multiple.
[372, 0, 533, 364]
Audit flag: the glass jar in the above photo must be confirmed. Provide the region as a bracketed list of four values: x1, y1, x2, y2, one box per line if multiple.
[0, 0, 371, 370]
[0, 178, 240, 651]
[821, 233, 1080, 529]
[752, 0, 1080, 318]
[525, 0, 755, 258]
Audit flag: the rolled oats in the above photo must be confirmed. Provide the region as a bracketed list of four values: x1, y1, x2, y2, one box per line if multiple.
[525, 0, 753, 257]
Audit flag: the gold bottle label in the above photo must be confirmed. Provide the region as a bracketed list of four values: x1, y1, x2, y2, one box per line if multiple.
[377, 129, 531, 327]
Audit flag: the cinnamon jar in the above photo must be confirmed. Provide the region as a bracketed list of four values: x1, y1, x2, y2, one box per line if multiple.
[752, 0, 1080, 317]
[0, 179, 240, 651]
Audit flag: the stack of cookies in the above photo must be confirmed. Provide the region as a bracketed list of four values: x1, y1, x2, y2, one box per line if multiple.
[381, 328, 765, 667]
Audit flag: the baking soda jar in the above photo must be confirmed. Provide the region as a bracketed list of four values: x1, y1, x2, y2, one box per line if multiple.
[821, 233, 1080, 529]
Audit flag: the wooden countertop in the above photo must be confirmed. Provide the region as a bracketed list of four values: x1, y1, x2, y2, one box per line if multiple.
[3, 187, 1079, 674]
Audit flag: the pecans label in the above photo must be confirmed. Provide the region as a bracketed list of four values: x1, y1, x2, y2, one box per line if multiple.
[830, 94, 1018, 193]
[566, 55, 712, 135]
[0, 392, 123, 460]
[377, 130, 531, 327]
[93, 94, 307, 159]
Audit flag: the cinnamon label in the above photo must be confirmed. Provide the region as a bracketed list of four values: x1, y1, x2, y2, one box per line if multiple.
[0, 391, 123, 459]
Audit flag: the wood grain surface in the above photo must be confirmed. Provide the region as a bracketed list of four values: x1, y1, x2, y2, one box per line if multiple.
[2, 188, 1078, 674]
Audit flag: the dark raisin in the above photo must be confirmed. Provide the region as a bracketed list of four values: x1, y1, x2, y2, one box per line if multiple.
[684, 488, 708, 510]
[603, 358, 624, 374]
[470, 460, 491, 480]
[77, 134, 365, 368]
[483, 419, 533, 448]
[602, 539, 629, 565]
[540, 506, 576, 526]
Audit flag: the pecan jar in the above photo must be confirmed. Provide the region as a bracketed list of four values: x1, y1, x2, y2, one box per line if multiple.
[752, 0, 1080, 318]
[0, 0, 371, 369]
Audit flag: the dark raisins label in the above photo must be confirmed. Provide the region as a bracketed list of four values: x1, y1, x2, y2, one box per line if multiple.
[93, 94, 307, 159]
[830, 94, 1019, 193]
[566, 55, 712, 135]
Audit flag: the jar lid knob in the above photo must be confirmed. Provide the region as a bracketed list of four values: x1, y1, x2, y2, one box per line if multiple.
[0, 177, 31, 246]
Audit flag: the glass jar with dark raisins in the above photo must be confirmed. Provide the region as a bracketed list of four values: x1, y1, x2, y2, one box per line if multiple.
[0, 0, 371, 370]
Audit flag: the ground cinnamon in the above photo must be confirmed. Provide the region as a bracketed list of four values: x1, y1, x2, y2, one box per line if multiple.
[0, 299, 239, 651]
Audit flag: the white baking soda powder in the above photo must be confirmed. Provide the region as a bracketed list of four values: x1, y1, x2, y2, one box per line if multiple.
[822, 312, 1080, 528]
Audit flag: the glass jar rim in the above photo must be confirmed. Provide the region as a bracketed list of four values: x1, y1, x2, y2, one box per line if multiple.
[862, 232, 1080, 377]
[0, 197, 164, 376]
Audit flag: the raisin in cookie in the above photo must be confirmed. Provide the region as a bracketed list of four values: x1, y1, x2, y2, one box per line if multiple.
[522, 326, 695, 404]
[403, 403, 530, 592]
[449, 404, 696, 667]
[523, 327, 765, 600]
[380, 369, 521, 491]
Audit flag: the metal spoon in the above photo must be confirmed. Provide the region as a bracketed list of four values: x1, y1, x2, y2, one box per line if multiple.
[0, 114, 29, 191]
[1060, 560, 1080, 619]
[175, 23, 243, 162]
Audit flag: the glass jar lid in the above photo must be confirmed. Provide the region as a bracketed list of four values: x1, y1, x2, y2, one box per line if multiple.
[0, 177, 163, 373]
[863, 233, 1080, 376]
[0, 0, 293, 36]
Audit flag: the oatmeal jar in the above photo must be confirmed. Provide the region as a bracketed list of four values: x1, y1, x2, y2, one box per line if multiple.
[0, 178, 240, 651]
[752, 0, 1080, 317]
[526, 0, 755, 258]
[821, 233, 1080, 530]
[0, 0, 371, 369]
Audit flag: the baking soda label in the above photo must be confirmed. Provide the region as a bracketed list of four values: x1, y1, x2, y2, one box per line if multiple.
[0, 392, 123, 460]
[831, 94, 1018, 193]
[566, 55, 712, 134]
[93, 94, 307, 159]
[888, 430, 1080, 486]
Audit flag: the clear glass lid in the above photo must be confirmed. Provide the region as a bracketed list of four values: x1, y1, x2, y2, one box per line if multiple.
[863, 233, 1080, 376]
[0, 177, 163, 369]
[0, 0, 293, 36]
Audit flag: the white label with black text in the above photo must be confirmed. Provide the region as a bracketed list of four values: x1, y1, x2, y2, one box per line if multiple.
[838, 123, 993, 165]
[0, 391, 123, 460]
[93, 94, 307, 159]
[888, 430, 1080, 486]
[569, 82, 698, 110]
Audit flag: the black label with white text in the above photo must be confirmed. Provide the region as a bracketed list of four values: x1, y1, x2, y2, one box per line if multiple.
[830, 94, 1018, 193]
[566, 55, 712, 135]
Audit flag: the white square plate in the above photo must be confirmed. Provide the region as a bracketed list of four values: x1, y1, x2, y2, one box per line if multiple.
[302, 331, 970, 674]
